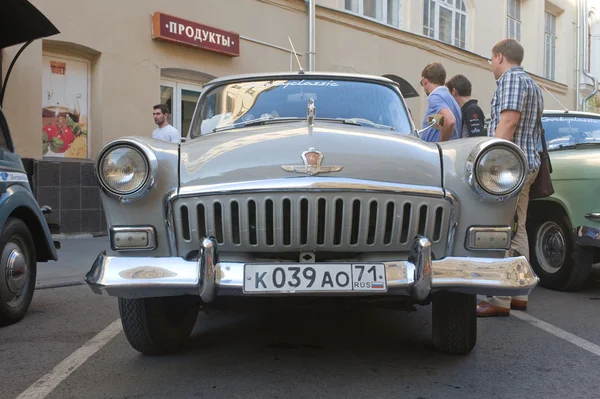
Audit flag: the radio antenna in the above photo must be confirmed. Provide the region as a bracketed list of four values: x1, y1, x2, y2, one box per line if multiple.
[288, 37, 305, 74]
[542, 85, 568, 113]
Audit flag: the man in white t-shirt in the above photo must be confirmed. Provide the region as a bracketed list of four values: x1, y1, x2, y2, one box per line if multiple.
[152, 104, 180, 143]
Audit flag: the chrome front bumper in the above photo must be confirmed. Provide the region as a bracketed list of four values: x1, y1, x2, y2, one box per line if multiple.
[575, 226, 600, 248]
[85, 236, 539, 300]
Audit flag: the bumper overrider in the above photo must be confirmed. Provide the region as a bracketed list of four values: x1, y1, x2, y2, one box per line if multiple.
[85, 236, 539, 301]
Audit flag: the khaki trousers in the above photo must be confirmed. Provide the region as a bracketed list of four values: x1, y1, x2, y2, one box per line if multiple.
[488, 168, 539, 309]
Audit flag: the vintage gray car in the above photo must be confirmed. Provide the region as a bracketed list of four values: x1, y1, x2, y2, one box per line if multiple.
[86, 71, 539, 356]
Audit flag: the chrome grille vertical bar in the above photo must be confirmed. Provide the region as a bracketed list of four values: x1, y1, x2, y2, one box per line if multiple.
[222, 199, 232, 244]
[398, 201, 412, 244]
[375, 199, 388, 246]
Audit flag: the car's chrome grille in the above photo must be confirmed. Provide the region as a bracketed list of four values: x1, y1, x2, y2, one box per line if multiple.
[172, 192, 452, 257]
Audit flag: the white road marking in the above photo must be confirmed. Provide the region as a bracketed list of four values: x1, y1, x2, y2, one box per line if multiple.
[16, 319, 122, 399]
[512, 310, 600, 357]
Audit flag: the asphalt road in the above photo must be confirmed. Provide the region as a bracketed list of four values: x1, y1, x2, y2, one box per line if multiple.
[1, 238, 599, 399]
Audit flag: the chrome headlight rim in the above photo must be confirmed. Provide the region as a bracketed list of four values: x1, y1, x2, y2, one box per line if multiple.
[96, 139, 158, 204]
[465, 139, 527, 203]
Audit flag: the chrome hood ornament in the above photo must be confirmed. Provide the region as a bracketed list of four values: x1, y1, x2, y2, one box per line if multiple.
[307, 98, 315, 127]
[281, 147, 343, 176]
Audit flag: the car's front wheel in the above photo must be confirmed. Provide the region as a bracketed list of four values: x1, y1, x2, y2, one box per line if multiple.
[119, 296, 200, 355]
[431, 291, 476, 355]
[0, 218, 37, 326]
[528, 214, 593, 291]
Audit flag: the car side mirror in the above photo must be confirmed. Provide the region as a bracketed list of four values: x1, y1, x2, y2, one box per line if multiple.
[416, 113, 445, 137]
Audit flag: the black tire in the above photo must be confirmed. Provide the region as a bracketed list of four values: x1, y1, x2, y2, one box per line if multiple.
[118, 296, 200, 355]
[0, 218, 37, 326]
[432, 292, 476, 355]
[527, 212, 593, 292]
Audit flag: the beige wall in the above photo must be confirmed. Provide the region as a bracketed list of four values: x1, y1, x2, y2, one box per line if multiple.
[1, 0, 577, 162]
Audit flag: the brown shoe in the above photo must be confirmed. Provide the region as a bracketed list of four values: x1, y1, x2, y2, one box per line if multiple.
[511, 299, 527, 311]
[476, 301, 510, 317]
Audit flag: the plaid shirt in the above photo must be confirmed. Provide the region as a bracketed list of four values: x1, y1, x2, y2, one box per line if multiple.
[488, 66, 544, 172]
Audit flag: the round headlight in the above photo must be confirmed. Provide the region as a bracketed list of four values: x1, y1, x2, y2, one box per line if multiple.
[476, 147, 524, 195]
[99, 145, 148, 195]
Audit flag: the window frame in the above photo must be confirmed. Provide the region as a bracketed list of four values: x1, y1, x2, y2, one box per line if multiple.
[160, 79, 205, 138]
[344, 0, 402, 29]
[544, 11, 557, 81]
[506, 0, 522, 41]
[422, 0, 468, 49]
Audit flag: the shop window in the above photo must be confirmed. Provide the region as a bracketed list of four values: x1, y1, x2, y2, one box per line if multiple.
[41, 54, 90, 159]
[344, 0, 402, 28]
[423, 0, 468, 49]
[160, 80, 203, 138]
[544, 11, 557, 81]
[507, 0, 522, 42]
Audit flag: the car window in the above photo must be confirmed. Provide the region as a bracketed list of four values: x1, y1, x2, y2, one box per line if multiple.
[191, 79, 413, 137]
[541, 115, 600, 150]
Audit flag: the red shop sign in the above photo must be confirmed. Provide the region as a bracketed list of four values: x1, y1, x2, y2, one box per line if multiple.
[151, 12, 240, 57]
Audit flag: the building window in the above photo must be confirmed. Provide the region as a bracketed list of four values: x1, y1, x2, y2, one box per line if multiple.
[423, 0, 468, 49]
[507, 0, 521, 41]
[160, 80, 204, 138]
[344, 0, 402, 28]
[544, 11, 557, 81]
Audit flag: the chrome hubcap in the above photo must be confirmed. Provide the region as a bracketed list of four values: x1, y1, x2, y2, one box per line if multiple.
[536, 221, 567, 274]
[1, 239, 29, 307]
[6, 246, 27, 293]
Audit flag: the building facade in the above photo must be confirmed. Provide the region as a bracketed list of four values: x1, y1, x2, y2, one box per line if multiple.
[1, 0, 598, 235]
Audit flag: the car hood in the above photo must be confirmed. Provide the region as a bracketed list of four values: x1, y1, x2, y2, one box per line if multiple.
[179, 122, 442, 189]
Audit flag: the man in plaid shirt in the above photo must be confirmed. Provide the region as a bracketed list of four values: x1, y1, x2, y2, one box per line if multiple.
[477, 39, 544, 317]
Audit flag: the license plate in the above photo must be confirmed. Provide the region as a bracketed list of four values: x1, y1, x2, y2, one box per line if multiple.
[243, 263, 387, 293]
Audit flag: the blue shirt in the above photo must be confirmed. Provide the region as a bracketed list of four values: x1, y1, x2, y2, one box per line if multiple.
[421, 86, 462, 142]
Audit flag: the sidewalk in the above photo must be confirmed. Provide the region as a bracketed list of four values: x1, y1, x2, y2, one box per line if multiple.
[36, 236, 110, 289]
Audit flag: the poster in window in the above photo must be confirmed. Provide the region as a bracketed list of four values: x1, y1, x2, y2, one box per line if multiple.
[41, 55, 89, 158]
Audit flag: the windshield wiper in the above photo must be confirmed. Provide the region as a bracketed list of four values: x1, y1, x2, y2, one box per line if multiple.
[549, 142, 600, 150]
[315, 117, 394, 131]
[213, 117, 303, 132]
[574, 142, 600, 149]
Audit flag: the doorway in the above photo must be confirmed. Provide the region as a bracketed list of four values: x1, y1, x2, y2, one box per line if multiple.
[160, 80, 204, 138]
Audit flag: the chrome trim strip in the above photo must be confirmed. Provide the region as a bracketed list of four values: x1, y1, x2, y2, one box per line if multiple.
[465, 139, 527, 203]
[110, 226, 157, 251]
[95, 139, 159, 204]
[85, 244, 539, 300]
[585, 213, 600, 222]
[165, 189, 178, 256]
[178, 178, 445, 198]
[443, 190, 459, 256]
[465, 226, 512, 251]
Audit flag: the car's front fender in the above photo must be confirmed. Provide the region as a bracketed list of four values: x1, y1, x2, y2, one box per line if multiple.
[0, 184, 58, 261]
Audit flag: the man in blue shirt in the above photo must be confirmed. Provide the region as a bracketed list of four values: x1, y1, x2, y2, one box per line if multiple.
[419, 62, 462, 142]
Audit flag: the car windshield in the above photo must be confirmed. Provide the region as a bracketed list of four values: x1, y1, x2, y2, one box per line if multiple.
[542, 115, 600, 150]
[190, 78, 413, 137]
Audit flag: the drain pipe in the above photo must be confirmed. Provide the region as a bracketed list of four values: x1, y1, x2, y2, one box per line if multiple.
[582, 0, 599, 111]
[576, 0, 581, 111]
[307, 0, 316, 71]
